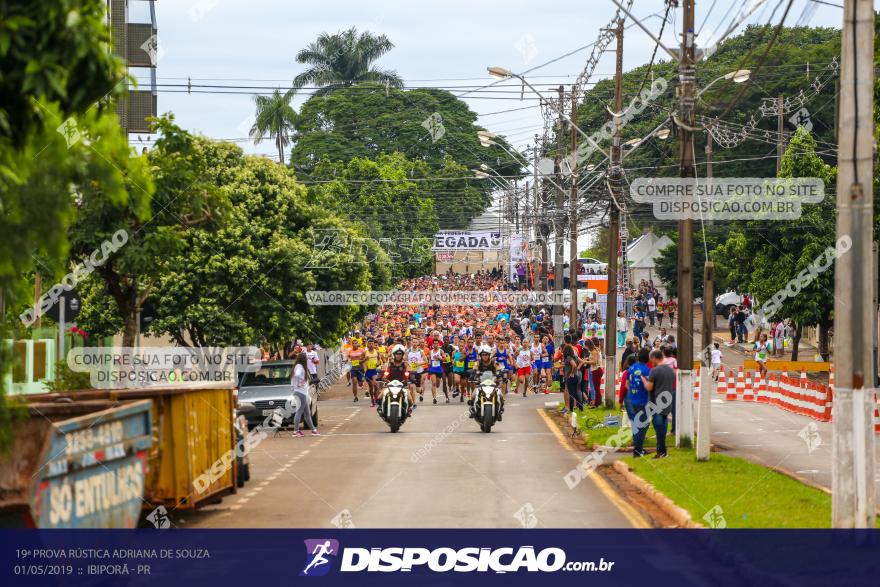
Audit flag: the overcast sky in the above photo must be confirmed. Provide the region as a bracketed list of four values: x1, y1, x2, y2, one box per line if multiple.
[133, 1, 845, 152]
[130, 0, 847, 250]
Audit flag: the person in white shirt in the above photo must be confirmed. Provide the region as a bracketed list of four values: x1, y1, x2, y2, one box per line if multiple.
[514, 343, 532, 396]
[305, 343, 320, 386]
[710, 343, 722, 381]
[773, 321, 786, 357]
[647, 295, 657, 326]
[291, 353, 318, 436]
[616, 310, 628, 348]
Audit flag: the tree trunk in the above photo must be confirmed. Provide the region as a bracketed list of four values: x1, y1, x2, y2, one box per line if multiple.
[791, 323, 803, 361]
[818, 318, 831, 362]
[277, 135, 284, 165]
[122, 313, 137, 347]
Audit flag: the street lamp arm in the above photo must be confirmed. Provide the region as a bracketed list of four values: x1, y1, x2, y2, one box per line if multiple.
[494, 68, 610, 160]
[621, 118, 672, 161]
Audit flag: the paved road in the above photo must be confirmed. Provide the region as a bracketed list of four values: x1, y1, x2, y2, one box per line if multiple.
[180, 388, 642, 529]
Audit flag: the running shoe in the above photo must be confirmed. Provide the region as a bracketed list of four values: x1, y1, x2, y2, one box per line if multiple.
[294, 430, 305, 438]
[311, 430, 321, 436]
[354, 396, 359, 402]
[419, 394, 424, 402]
[433, 398, 437, 405]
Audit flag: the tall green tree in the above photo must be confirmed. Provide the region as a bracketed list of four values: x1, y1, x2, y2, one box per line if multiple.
[147, 143, 391, 348]
[713, 129, 838, 359]
[1, 0, 132, 449]
[291, 83, 520, 208]
[249, 88, 297, 164]
[309, 153, 440, 278]
[293, 27, 403, 96]
[78, 139, 391, 349]
[69, 116, 223, 347]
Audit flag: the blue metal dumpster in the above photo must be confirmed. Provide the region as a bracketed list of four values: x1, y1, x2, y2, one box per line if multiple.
[0, 399, 152, 528]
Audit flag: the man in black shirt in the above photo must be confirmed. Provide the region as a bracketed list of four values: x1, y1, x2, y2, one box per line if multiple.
[641, 349, 674, 459]
[733, 306, 746, 343]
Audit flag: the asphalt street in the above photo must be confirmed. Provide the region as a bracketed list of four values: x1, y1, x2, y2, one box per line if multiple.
[181, 386, 643, 529]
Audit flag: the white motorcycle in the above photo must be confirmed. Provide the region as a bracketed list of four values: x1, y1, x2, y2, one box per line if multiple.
[378, 378, 411, 433]
[471, 371, 503, 433]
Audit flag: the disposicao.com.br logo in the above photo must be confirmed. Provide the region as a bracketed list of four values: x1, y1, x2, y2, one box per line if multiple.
[300, 541, 615, 575]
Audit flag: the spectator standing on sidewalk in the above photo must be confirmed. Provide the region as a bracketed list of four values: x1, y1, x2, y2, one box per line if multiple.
[633, 306, 646, 341]
[291, 353, 319, 437]
[624, 347, 652, 458]
[616, 310, 627, 348]
[728, 309, 737, 344]
[647, 294, 656, 327]
[733, 306, 746, 343]
[641, 349, 673, 459]
[773, 320, 786, 357]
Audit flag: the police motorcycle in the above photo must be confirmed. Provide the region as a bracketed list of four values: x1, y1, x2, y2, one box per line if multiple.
[469, 346, 504, 433]
[378, 345, 412, 433]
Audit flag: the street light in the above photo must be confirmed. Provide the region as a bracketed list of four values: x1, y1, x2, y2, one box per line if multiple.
[486, 66, 609, 159]
[477, 131, 568, 194]
[697, 69, 751, 98]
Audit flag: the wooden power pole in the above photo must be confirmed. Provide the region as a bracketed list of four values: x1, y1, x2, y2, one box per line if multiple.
[604, 19, 624, 408]
[553, 86, 566, 340]
[675, 0, 697, 447]
[568, 90, 579, 329]
[777, 94, 785, 173]
[832, 0, 875, 528]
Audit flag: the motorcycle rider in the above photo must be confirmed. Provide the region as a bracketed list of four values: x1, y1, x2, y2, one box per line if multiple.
[468, 346, 503, 421]
[384, 344, 416, 413]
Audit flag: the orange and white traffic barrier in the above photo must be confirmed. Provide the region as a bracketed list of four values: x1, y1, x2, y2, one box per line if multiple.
[725, 369, 738, 400]
[730, 367, 745, 401]
[874, 392, 879, 433]
[743, 370, 755, 402]
[757, 371, 768, 403]
[717, 367, 727, 394]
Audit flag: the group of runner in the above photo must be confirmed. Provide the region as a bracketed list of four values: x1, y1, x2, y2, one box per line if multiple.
[339, 274, 610, 407]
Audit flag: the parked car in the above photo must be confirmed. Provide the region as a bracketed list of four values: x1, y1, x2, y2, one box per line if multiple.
[236, 361, 318, 429]
[234, 413, 250, 488]
[714, 292, 744, 318]
[578, 257, 608, 274]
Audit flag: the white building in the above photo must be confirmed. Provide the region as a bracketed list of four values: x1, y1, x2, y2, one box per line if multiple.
[626, 231, 673, 296]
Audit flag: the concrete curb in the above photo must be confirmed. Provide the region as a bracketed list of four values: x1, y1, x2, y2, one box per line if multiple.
[611, 460, 703, 528]
[712, 440, 833, 496]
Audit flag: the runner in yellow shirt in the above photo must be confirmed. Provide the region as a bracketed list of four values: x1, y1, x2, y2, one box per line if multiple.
[363, 338, 380, 406]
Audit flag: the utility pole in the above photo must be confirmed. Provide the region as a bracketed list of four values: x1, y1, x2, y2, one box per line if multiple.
[569, 89, 579, 330]
[537, 135, 549, 291]
[705, 132, 713, 179]
[675, 0, 696, 447]
[533, 141, 543, 288]
[697, 262, 713, 460]
[553, 86, 566, 339]
[604, 19, 624, 409]
[832, 0, 875, 528]
[776, 94, 785, 174]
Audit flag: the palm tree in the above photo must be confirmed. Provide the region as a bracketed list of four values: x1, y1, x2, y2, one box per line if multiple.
[249, 89, 297, 164]
[293, 27, 404, 96]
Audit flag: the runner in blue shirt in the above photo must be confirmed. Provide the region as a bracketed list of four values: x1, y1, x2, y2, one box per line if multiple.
[495, 341, 511, 395]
